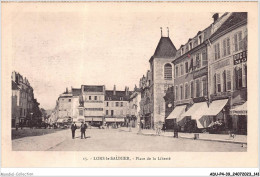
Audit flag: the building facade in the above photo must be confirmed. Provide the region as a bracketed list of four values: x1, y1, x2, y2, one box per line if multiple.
[11, 71, 41, 127]
[104, 85, 131, 126]
[208, 12, 247, 134]
[128, 85, 141, 127]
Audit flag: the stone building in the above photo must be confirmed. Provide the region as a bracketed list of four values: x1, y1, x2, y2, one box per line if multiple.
[57, 88, 73, 120]
[207, 12, 247, 134]
[140, 29, 177, 129]
[104, 85, 132, 126]
[81, 85, 105, 126]
[11, 71, 41, 127]
[128, 85, 141, 127]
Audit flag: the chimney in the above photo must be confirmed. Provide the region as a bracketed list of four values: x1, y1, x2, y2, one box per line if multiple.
[125, 86, 129, 96]
[167, 27, 169, 37]
[113, 85, 116, 95]
[160, 27, 162, 37]
[212, 13, 219, 23]
[66, 87, 68, 93]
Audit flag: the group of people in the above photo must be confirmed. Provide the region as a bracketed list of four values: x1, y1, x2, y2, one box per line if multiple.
[71, 121, 88, 139]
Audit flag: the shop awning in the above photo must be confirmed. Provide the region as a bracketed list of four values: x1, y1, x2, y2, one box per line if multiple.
[181, 102, 209, 128]
[166, 105, 186, 120]
[105, 118, 125, 122]
[230, 102, 247, 115]
[105, 118, 117, 122]
[206, 99, 228, 116]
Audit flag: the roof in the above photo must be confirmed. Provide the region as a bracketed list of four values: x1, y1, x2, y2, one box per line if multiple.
[83, 85, 104, 92]
[210, 12, 247, 40]
[153, 37, 177, 58]
[72, 88, 81, 96]
[105, 90, 133, 101]
[12, 81, 19, 90]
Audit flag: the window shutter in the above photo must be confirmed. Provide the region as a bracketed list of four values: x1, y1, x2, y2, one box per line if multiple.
[233, 67, 237, 90]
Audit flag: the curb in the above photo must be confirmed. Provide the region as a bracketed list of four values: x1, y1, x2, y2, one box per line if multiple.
[137, 132, 247, 145]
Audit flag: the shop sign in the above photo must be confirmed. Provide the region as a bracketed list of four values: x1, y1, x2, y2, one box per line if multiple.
[233, 50, 247, 65]
[214, 58, 230, 70]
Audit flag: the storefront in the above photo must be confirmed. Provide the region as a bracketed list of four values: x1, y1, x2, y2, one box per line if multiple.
[230, 101, 247, 134]
[166, 105, 186, 129]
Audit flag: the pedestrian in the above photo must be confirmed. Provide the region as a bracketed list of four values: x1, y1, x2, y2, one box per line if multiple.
[80, 122, 86, 139]
[173, 122, 179, 138]
[84, 121, 88, 138]
[15, 123, 19, 131]
[162, 122, 166, 133]
[71, 122, 77, 139]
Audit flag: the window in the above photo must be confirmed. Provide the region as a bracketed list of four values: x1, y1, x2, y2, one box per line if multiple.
[111, 110, 114, 116]
[222, 71, 226, 92]
[116, 102, 119, 107]
[189, 42, 193, 50]
[190, 81, 194, 98]
[234, 66, 243, 89]
[196, 53, 201, 69]
[106, 110, 109, 115]
[120, 97, 123, 101]
[202, 50, 207, 66]
[94, 96, 97, 100]
[79, 110, 83, 116]
[180, 64, 184, 75]
[214, 43, 220, 60]
[223, 37, 231, 57]
[185, 62, 189, 73]
[181, 47, 184, 55]
[242, 63, 247, 87]
[202, 77, 207, 96]
[196, 79, 200, 97]
[226, 70, 232, 91]
[175, 66, 179, 77]
[185, 83, 189, 99]
[121, 102, 123, 107]
[213, 74, 217, 94]
[216, 73, 221, 92]
[180, 85, 183, 100]
[198, 35, 203, 45]
[106, 102, 109, 107]
[68, 99, 71, 102]
[190, 58, 194, 71]
[234, 31, 243, 52]
[164, 63, 172, 80]
[89, 96, 91, 100]
[175, 86, 178, 101]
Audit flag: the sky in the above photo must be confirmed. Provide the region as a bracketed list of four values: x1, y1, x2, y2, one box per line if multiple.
[8, 3, 220, 110]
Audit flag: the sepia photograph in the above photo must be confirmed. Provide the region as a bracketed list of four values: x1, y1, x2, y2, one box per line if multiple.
[1, 1, 258, 170]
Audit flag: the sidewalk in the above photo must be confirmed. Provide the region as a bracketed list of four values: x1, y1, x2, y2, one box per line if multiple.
[119, 127, 247, 145]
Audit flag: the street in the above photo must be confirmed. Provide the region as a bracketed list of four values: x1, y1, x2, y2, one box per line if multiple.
[44, 128, 246, 152]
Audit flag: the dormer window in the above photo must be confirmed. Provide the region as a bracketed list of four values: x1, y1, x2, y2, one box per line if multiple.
[189, 42, 193, 50]
[181, 47, 184, 55]
[198, 35, 203, 45]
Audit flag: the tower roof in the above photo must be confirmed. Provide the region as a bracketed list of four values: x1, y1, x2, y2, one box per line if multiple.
[153, 37, 177, 58]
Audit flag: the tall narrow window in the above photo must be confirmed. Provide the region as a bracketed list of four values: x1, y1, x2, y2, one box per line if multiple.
[190, 58, 194, 71]
[223, 39, 227, 57]
[234, 31, 243, 52]
[202, 50, 207, 66]
[180, 64, 184, 75]
[213, 74, 217, 94]
[106, 102, 109, 107]
[175, 66, 179, 77]
[223, 71, 226, 92]
[185, 83, 189, 99]
[189, 42, 193, 50]
[196, 53, 201, 69]
[175, 86, 178, 101]
[226, 70, 232, 91]
[111, 110, 114, 116]
[196, 79, 200, 97]
[214, 43, 220, 60]
[89, 96, 91, 100]
[217, 73, 221, 92]
[198, 35, 202, 45]
[202, 77, 207, 96]
[164, 63, 172, 80]
[190, 81, 194, 98]
[237, 67, 243, 88]
[242, 64, 247, 87]
[106, 110, 108, 115]
[180, 85, 183, 100]
[185, 62, 189, 73]
[94, 96, 97, 100]
[227, 37, 231, 55]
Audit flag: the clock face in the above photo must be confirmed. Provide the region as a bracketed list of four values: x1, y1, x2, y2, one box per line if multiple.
[168, 103, 172, 108]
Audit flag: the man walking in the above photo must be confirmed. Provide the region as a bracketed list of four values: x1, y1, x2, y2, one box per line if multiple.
[71, 122, 77, 139]
[80, 122, 86, 139]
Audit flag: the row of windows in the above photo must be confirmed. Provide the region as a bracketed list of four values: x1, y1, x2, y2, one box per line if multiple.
[213, 64, 247, 94]
[85, 108, 103, 111]
[181, 34, 204, 55]
[106, 102, 126, 107]
[107, 97, 124, 101]
[214, 31, 245, 60]
[175, 76, 207, 101]
[105, 110, 125, 116]
[86, 95, 102, 101]
[175, 51, 207, 78]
